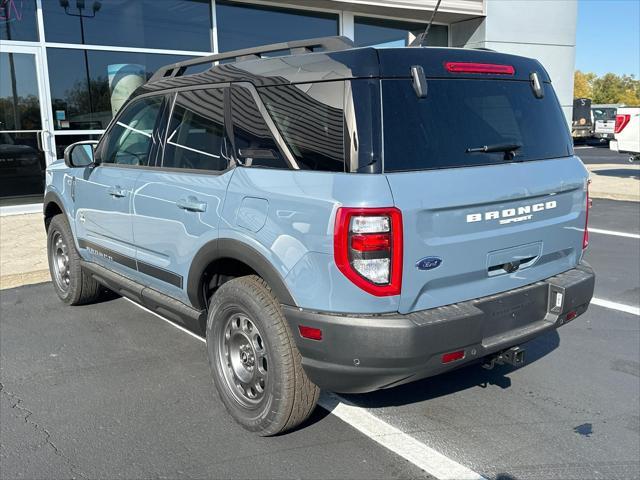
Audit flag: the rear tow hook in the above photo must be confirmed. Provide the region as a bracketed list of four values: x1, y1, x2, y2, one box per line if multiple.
[482, 346, 526, 370]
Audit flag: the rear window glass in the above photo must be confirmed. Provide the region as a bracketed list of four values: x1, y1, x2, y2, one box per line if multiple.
[382, 79, 572, 172]
[231, 85, 289, 169]
[260, 83, 345, 172]
[593, 108, 616, 121]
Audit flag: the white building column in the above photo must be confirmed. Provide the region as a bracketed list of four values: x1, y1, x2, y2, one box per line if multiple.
[341, 11, 355, 40]
[450, 0, 578, 125]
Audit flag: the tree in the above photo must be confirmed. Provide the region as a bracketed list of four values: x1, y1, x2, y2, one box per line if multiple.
[574, 70, 595, 99]
[575, 71, 640, 105]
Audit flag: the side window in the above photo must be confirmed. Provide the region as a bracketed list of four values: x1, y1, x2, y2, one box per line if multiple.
[163, 89, 227, 171]
[230, 85, 289, 169]
[260, 82, 345, 172]
[101, 96, 164, 166]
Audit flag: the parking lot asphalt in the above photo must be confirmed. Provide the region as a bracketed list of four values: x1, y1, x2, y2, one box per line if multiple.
[575, 143, 634, 165]
[0, 284, 429, 480]
[1, 203, 639, 480]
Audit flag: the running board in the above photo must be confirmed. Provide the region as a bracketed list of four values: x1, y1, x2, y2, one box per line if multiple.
[80, 260, 206, 335]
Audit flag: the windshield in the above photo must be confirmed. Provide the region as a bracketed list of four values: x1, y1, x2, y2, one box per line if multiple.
[382, 79, 572, 172]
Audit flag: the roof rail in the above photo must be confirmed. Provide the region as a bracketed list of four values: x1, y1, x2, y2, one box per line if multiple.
[149, 36, 354, 82]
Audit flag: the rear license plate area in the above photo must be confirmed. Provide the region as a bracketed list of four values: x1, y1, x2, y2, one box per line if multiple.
[476, 283, 548, 339]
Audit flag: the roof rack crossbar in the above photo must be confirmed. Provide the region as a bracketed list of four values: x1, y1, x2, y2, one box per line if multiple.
[149, 36, 354, 82]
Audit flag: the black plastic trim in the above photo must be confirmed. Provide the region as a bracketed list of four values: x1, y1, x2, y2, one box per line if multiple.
[284, 263, 595, 393]
[78, 239, 182, 288]
[43, 191, 65, 218]
[187, 238, 297, 310]
[81, 260, 205, 334]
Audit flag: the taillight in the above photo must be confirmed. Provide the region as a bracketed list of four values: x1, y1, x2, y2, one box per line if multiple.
[334, 207, 403, 296]
[583, 183, 590, 250]
[444, 61, 515, 75]
[614, 114, 631, 133]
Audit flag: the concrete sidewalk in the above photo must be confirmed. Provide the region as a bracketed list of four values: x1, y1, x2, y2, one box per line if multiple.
[586, 163, 640, 202]
[0, 214, 49, 290]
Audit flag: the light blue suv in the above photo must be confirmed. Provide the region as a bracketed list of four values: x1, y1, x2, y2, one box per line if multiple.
[44, 37, 595, 435]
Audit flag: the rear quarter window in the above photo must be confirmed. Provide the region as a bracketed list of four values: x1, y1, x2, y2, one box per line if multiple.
[382, 79, 572, 172]
[260, 82, 345, 172]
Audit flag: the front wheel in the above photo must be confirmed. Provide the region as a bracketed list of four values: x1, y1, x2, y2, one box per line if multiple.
[47, 214, 102, 305]
[206, 275, 319, 436]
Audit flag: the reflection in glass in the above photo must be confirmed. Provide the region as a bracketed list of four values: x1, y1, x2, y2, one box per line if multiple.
[47, 48, 191, 130]
[216, 1, 338, 52]
[261, 82, 345, 172]
[164, 89, 227, 171]
[101, 96, 163, 166]
[0, 0, 38, 41]
[354, 17, 448, 48]
[0, 131, 45, 203]
[231, 86, 288, 169]
[42, 0, 211, 51]
[54, 134, 100, 160]
[0, 52, 42, 131]
[69, 143, 95, 167]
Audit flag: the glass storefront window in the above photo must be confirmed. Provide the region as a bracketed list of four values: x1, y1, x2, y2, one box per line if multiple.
[53, 134, 100, 160]
[47, 48, 193, 131]
[1, 52, 45, 205]
[354, 17, 448, 48]
[42, 0, 212, 51]
[216, 1, 338, 52]
[0, 130, 45, 204]
[0, 0, 38, 41]
[0, 52, 41, 131]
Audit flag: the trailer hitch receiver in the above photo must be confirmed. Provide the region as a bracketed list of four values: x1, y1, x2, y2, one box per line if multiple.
[482, 346, 526, 370]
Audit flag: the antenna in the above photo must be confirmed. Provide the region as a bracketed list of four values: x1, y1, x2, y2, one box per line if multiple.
[410, 0, 443, 47]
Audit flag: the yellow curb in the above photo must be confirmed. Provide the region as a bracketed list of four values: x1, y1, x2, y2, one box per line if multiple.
[0, 270, 51, 290]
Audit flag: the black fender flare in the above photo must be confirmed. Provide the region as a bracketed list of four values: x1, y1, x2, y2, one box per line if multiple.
[43, 191, 67, 228]
[187, 238, 297, 310]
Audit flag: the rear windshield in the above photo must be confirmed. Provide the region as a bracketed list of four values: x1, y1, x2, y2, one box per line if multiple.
[382, 79, 572, 172]
[593, 108, 616, 121]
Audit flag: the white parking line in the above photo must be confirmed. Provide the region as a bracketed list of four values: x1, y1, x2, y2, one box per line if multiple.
[319, 392, 486, 480]
[591, 297, 640, 316]
[123, 298, 207, 343]
[123, 297, 486, 480]
[590, 228, 640, 240]
[574, 146, 593, 150]
[124, 293, 637, 478]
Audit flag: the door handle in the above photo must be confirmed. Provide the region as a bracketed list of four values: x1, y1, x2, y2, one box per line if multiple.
[176, 196, 207, 212]
[107, 186, 126, 198]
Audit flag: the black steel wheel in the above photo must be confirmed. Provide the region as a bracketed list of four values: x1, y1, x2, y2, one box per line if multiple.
[206, 275, 319, 436]
[46, 214, 102, 305]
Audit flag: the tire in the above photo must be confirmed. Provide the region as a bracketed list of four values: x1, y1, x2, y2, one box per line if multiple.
[206, 275, 319, 436]
[47, 214, 102, 305]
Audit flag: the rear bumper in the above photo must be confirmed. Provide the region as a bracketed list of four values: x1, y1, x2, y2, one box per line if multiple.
[593, 132, 614, 139]
[572, 128, 592, 138]
[284, 263, 595, 393]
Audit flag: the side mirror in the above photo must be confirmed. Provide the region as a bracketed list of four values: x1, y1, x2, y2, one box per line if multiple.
[64, 140, 98, 168]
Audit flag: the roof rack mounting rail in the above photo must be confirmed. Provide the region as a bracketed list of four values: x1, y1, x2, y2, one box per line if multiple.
[149, 36, 354, 82]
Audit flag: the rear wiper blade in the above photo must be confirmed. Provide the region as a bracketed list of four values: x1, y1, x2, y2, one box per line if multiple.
[466, 143, 522, 154]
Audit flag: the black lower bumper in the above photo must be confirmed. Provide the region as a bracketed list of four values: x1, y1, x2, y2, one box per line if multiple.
[284, 263, 595, 393]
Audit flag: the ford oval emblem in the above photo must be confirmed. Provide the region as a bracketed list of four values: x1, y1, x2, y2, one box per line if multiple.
[416, 257, 442, 271]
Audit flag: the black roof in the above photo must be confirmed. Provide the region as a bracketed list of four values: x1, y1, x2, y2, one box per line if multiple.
[137, 37, 550, 98]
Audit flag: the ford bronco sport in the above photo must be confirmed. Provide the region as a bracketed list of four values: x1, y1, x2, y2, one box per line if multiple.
[44, 37, 595, 435]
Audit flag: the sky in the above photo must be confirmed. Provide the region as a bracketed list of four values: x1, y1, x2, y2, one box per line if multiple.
[575, 0, 640, 77]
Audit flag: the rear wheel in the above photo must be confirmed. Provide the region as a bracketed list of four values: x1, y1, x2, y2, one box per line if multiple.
[47, 214, 102, 305]
[206, 275, 319, 436]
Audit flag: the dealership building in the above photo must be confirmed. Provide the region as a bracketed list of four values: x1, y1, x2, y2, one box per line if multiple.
[0, 0, 577, 210]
